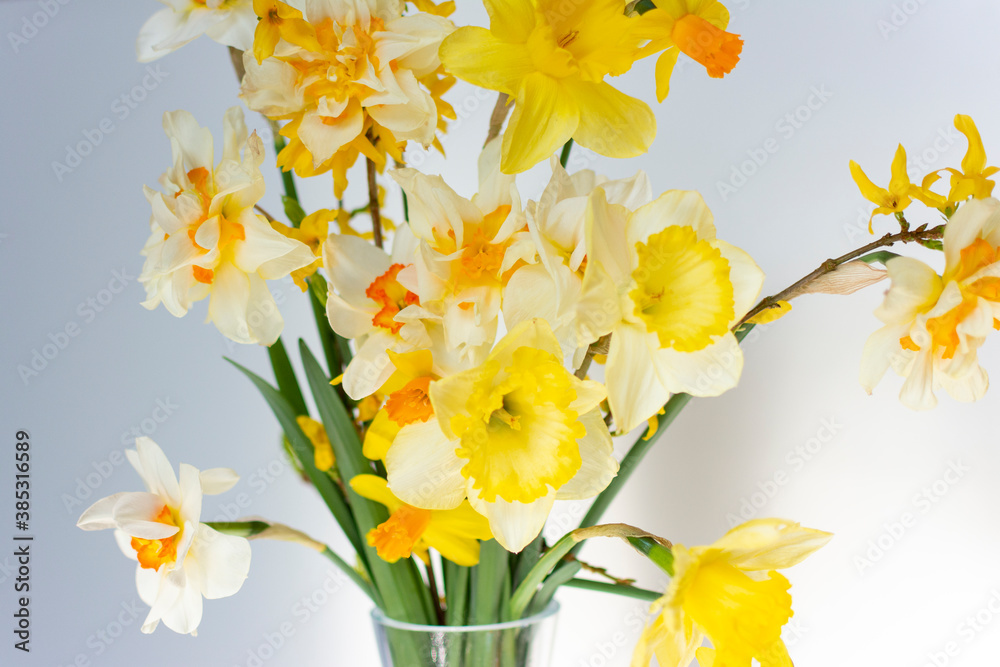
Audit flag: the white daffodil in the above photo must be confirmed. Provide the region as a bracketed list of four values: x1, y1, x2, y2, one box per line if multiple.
[390, 138, 528, 361]
[137, 0, 259, 62]
[139, 107, 314, 345]
[323, 224, 437, 399]
[578, 189, 765, 433]
[504, 157, 653, 361]
[77, 437, 251, 635]
[861, 198, 1000, 409]
[384, 319, 618, 553]
[240, 0, 454, 197]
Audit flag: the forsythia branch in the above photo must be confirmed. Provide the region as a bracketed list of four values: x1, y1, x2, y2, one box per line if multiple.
[366, 155, 384, 249]
[735, 221, 946, 329]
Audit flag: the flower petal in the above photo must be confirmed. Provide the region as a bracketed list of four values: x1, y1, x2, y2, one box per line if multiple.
[713, 518, 833, 571]
[564, 79, 655, 159]
[501, 73, 579, 174]
[386, 420, 467, 510]
[188, 524, 251, 600]
[77, 493, 127, 531]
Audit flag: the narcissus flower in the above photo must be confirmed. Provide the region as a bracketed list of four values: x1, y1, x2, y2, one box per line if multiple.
[240, 0, 455, 197]
[578, 189, 764, 433]
[390, 138, 528, 361]
[504, 156, 653, 360]
[137, 0, 257, 62]
[638, 0, 744, 101]
[860, 198, 1000, 409]
[77, 438, 251, 635]
[385, 319, 618, 552]
[324, 225, 432, 399]
[439, 0, 655, 173]
[139, 108, 315, 345]
[362, 349, 439, 461]
[632, 519, 831, 667]
[350, 474, 492, 566]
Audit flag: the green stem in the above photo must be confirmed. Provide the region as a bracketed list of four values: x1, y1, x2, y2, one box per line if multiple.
[562, 578, 661, 603]
[269, 120, 300, 210]
[443, 560, 470, 626]
[559, 139, 574, 168]
[572, 393, 691, 553]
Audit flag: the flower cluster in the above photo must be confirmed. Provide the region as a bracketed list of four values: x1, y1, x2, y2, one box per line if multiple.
[86, 0, 998, 662]
[853, 115, 1000, 408]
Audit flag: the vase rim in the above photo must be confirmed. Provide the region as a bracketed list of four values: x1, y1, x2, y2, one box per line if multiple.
[371, 600, 560, 633]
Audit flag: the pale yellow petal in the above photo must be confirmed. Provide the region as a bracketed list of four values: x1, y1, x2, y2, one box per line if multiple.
[713, 518, 833, 571]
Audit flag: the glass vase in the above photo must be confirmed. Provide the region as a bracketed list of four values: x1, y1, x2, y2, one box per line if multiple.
[371, 602, 560, 667]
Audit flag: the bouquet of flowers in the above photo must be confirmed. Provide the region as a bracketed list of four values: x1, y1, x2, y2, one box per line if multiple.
[77, 1, 1000, 664]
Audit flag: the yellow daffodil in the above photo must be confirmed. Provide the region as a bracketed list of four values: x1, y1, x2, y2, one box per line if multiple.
[860, 197, 1000, 409]
[945, 114, 999, 202]
[138, 108, 315, 345]
[350, 474, 492, 566]
[240, 0, 455, 197]
[137, 0, 256, 62]
[632, 518, 831, 667]
[578, 189, 764, 433]
[638, 0, 744, 101]
[384, 319, 617, 553]
[296, 416, 335, 471]
[439, 0, 656, 174]
[363, 349, 439, 461]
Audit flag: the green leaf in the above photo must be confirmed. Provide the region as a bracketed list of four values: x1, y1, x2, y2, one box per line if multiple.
[527, 560, 580, 617]
[627, 536, 675, 576]
[226, 358, 365, 561]
[283, 195, 306, 226]
[920, 239, 944, 251]
[508, 532, 578, 620]
[299, 340, 434, 624]
[267, 337, 308, 417]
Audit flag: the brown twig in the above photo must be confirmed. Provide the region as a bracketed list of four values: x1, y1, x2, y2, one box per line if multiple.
[228, 46, 246, 83]
[485, 93, 510, 146]
[254, 204, 277, 223]
[366, 156, 384, 249]
[734, 222, 946, 330]
[574, 334, 611, 380]
[422, 558, 446, 626]
[562, 553, 636, 587]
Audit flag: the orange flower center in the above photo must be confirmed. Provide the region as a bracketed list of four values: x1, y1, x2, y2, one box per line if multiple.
[130, 506, 180, 571]
[366, 264, 420, 334]
[366, 505, 431, 563]
[671, 14, 743, 78]
[385, 376, 434, 426]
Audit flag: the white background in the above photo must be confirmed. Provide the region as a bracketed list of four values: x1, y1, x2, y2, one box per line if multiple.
[3, 1, 1000, 665]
